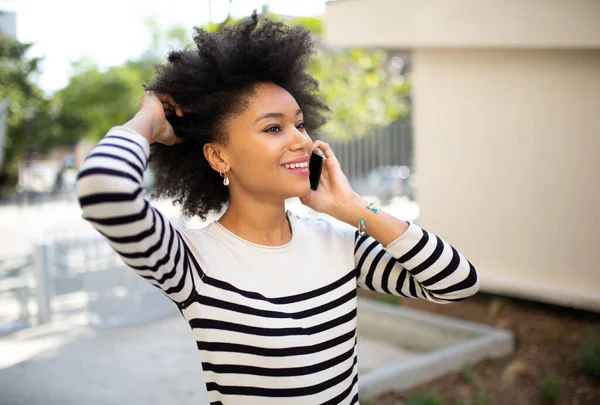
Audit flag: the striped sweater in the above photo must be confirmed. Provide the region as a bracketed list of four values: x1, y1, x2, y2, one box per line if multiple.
[76, 127, 480, 405]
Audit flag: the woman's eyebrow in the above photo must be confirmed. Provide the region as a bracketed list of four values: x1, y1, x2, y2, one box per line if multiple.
[254, 108, 303, 124]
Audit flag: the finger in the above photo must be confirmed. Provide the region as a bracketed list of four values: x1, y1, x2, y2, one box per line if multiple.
[162, 102, 175, 112]
[175, 106, 184, 117]
[153, 92, 172, 103]
[313, 141, 340, 167]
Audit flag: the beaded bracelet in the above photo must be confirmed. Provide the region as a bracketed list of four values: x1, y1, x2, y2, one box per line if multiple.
[358, 202, 378, 236]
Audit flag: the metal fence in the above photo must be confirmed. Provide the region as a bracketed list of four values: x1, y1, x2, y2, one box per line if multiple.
[323, 119, 414, 202]
[0, 235, 177, 335]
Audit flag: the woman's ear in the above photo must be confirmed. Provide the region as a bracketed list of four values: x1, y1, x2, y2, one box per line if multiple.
[203, 143, 229, 173]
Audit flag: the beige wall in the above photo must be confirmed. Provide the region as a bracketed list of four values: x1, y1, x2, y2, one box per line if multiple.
[413, 49, 600, 311]
[324, 0, 600, 311]
[325, 0, 600, 49]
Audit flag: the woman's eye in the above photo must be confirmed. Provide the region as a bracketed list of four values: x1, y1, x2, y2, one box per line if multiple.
[296, 122, 305, 130]
[265, 125, 281, 132]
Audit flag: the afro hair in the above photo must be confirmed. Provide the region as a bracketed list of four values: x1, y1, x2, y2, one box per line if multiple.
[146, 11, 329, 220]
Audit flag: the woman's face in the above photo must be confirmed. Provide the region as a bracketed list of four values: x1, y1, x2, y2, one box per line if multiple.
[220, 82, 314, 201]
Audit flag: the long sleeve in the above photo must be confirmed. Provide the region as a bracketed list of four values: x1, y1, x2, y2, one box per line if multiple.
[75, 127, 202, 304]
[354, 221, 479, 303]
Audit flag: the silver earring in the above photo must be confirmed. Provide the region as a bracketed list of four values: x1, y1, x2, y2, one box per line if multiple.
[220, 170, 230, 186]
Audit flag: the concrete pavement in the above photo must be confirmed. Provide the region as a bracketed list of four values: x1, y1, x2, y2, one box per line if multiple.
[0, 314, 209, 405]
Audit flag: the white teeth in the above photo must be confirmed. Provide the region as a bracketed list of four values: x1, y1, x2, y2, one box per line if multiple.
[283, 162, 308, 169]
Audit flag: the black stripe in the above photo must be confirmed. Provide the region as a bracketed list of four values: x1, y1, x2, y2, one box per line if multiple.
[87, 152, 143, 178]
[93, 142, 145, 168]
[353, 232, 370, 253]
[416, 282, 428, 299]
[408, 236, 444, 275]
[205, 356, 357, 397]
[155, 233, 184, 284]
[397, 229, 429, 263]
[202, 269, 356, 305]
[422, 246, 461, 287]
[79, 187, 144, 207]
[189, 308, 356, 337]
[355, 240, 379, 282]
[394, 268, 409, 297]
[320, 373, 358, 405]
[104, 134, 147, 157]
[190, 288, 356, 320]
[430, 262, 478, 296]
[129, 220, 181, 274]
[77, 167, 139, 184]
[364, 248, 386, 291]
[115, 212, 168, 259]
[99, 207, 156, 244]
[202, 347, 355, 377]
[164, 250, 191, 296]
[408, 275, 417, 298]
[197, 329, 355, 357]
[84, 200, 149, 226]
[380, 256, 397, 294]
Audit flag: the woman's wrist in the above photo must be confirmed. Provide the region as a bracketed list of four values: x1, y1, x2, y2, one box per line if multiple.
[123, 110, 162, 145]
[329, 194, 366, 227]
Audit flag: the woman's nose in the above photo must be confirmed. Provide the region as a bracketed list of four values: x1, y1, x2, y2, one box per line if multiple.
[290, 127, 312, 151]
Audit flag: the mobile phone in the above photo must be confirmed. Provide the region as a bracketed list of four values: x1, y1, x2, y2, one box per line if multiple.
[309, 150, 324, 190]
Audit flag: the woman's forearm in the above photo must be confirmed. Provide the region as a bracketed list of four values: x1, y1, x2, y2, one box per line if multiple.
[331, 197, 410, 247]
[122, 111, 156, 145]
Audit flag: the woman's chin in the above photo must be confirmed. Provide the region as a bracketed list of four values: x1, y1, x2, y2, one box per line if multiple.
[283, 183, 312, 200]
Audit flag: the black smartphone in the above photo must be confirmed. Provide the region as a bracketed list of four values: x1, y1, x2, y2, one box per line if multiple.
[309, 151, 324, 190]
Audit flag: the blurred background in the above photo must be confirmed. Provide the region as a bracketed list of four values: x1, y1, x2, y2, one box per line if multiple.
[0, 1, 599, 404]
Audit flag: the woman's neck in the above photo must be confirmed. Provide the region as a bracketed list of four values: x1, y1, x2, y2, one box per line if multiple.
[218, 196, 292, 247]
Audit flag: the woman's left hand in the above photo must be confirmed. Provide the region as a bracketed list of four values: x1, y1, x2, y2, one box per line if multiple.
[300, 141, 361, 217]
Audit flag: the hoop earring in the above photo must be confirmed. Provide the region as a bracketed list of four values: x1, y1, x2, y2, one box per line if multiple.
[220, 170, 230, 186]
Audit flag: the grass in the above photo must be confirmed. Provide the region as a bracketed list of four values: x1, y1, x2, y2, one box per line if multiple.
[540, 374, 560, 403]
[577, 326, 600, 381]
[460, 364, 474, 383]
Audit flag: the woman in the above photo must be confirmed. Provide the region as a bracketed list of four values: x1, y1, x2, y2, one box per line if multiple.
[76, 12, 479, 405]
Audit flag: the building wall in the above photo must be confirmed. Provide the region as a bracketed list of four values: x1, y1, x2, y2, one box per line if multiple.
[324, 0, 600, 310]
[412, 49, 600, 311]
[325, 0, 600, 49]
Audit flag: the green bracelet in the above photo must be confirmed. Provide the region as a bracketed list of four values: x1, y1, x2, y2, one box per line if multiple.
[358, 202, 378, 236]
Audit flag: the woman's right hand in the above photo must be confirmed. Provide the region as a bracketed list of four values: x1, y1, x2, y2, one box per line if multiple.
[126, 91, 185, 146]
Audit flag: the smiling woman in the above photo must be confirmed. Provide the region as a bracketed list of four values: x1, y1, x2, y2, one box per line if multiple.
[75, 11, 480, 405]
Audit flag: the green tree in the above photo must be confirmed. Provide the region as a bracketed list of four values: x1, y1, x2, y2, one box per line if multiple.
[54, 59, 155, 142]
[203, 14, 410, 139]
[52, 18, 191, 144]
[52, 13, 410, 146]
[0, 32, 64, 186]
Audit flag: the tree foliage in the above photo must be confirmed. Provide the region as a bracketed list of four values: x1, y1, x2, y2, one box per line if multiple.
[1, 11, 410, 187]
[0, 33, 62, 185]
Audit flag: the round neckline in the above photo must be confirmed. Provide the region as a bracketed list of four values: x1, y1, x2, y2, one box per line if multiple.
[213, 211, 296, 250]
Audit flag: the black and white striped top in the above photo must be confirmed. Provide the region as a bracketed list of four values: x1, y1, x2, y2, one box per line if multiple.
[76, 127, 480, 405]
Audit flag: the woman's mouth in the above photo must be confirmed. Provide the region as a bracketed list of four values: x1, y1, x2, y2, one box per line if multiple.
[282, 161, 308, 170]
[281, 161, 309, 176]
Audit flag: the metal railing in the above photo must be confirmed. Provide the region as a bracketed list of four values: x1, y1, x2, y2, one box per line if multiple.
[0, 235, 177, 335]
[323, 119, 414, 202]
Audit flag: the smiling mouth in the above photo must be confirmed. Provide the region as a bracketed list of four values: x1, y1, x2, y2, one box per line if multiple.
[281, 161, 309, 170]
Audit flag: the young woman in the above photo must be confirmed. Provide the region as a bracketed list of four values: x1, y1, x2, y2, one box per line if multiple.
[76, 12, 479, 405]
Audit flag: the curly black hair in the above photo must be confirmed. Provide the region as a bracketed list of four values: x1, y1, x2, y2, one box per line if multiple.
[146, 11, 330, 220]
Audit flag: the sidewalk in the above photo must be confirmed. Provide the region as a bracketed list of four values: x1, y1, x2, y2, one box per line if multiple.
[0, 314, 209, 405]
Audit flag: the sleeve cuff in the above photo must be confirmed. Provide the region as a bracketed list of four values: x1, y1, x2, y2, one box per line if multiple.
[384, 220, 424, 257]
[108, 126, 151, 159]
